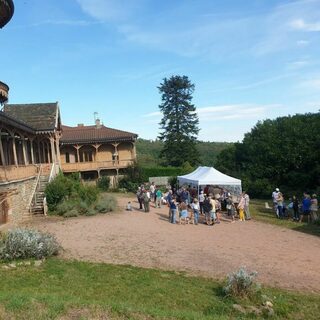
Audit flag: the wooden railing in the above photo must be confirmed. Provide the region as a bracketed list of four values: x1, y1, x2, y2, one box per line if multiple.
[0, 164, 39, 183]
[61, 159, 134, 172]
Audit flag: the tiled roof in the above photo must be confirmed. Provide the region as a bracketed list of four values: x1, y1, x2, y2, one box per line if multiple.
[3, 103, 60, 131]
[61, 125, 138, 144]
[0, 111, 35, 134]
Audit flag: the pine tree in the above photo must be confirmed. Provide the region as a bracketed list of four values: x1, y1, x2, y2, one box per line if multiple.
[158, 75, 199, 166]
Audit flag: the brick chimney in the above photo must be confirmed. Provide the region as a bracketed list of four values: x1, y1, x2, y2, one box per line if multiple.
[95, 118, 101, 129]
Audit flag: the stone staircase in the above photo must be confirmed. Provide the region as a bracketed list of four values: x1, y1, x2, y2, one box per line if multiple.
[30, 175, 49, 215]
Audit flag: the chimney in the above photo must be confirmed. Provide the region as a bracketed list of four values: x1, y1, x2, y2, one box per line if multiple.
[77, 123, 84, 127]
[95, 118, 101, 129]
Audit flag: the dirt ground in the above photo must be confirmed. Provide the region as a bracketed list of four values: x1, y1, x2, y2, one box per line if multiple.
[21, 194, 320, 293]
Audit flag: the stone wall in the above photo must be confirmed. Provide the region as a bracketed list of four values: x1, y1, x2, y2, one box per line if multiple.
[0, 177, 37, 224]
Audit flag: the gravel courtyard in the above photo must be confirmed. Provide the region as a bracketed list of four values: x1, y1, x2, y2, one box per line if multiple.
[23, 194, 320, 293]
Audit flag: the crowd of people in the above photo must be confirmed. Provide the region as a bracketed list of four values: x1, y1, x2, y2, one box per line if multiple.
[135, 182, 251, 225]
[271, 188, 318, 223]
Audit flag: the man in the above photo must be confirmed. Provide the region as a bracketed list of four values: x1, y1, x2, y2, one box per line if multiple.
[143, 190, 150, 212]
[272, 188, 280, 217]
[150, 182, 156, 204]
[300, 193, 312, 223]
[166, 189, 173, 221]
[244, 191, 251, 220]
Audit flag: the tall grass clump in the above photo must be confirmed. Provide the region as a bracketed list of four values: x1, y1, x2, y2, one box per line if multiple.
[223, 267, 259, 298]
[0, 229, 60, 261]
[95, 194, 117, 213]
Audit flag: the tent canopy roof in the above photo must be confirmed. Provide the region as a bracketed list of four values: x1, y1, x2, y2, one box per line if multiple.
[177, 166, 241, 186]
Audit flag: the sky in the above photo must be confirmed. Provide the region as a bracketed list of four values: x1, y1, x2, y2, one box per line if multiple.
[1, 0, 320, 142]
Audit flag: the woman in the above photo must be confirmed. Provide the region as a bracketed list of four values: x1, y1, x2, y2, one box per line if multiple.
[277, 192, 284, 219]
[191, 198, 200, 225]
[310, 194, 318, 223]
[237, 193, 246, 221]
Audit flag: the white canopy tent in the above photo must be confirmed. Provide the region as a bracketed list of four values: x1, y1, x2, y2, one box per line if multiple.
[177, 166, 242, 196]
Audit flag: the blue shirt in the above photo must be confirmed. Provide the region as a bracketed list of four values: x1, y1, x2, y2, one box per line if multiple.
[302, 198, 311, 211]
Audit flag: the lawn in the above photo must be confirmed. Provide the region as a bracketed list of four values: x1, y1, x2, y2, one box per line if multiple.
[0, 258, 319, 319]
[250, 199, 320, 237]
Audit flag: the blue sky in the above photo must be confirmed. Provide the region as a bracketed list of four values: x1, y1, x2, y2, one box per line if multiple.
[1, 0, 320, 142]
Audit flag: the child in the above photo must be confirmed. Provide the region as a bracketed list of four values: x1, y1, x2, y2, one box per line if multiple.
[237, 193, 246, 221]
[126, 201, 132, 211]
[179, 201, 188, 224]
[191, 198, 200, 225]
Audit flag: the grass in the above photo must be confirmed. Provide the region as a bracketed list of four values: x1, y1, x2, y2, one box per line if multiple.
[0, 258, 319, 319]
[250, 199, 320, 237]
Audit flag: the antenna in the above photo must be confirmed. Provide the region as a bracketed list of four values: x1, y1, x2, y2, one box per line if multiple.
[94, 112, 98, 121]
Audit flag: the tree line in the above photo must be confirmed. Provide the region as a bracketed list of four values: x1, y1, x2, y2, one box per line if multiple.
[215, 112, 320, 198]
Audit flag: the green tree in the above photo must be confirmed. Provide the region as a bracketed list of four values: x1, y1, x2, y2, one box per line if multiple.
[158, 75, 199, 166]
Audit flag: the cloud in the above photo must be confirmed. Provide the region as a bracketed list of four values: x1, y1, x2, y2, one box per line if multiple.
[142, 104, 282, 122]
[300, 78, 320, 89]
[296, 39, 310, 46]
[286, 60, 310, 70]
[31, 19, 101, 27]
[289, 18, 320, 31]
[142, 111, 161, 118]
[75, 0, 146, 22]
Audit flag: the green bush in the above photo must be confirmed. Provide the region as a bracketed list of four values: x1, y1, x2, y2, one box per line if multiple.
[97, 176, 110, 191]
[44, 173, 74, 211]
[55, 199, 77, 216]
[78, 184, 99, 205]
[95, 194, 117, 213]
[118, 178, 140, 193]
[0, 229, 60, 261]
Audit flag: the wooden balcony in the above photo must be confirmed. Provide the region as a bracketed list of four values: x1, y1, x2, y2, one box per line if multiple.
[61, 159, 134, 173]
[0, 164, 39, 183]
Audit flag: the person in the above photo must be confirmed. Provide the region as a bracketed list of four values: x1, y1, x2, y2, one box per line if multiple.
[214, 198, 221, 224]
[209, 195, 216, 225]
[199, 190, 205, 215]
[191, 198, 200, 225]
[237, 193, 246, 221]
[300, 193, 311, 223]
[226, 195, 235, 222]
[150, 182, 156, 204]
[244, 191, 251, 220]
[310, 194, 318, 223]
[179, 201, 188, 224]
[292, 195, 300, 221]
[143, 190, 150, 212]
[169, 196, 177, 224]
[203, 195, 212, 226]
[180, 188, 188, 204]
[277, 192, 284, 219]
[155, 188, 162, 208]
[136, 187, 143, 210]
[126, 201, 132, 211]
[272, 188, 280, 217]
[166, 189, 173, 221]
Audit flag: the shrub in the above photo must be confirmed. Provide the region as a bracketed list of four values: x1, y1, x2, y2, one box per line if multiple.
[55, 199, 76, 216]
[97, 176, 110, 191]
[63, 209, 78, 218]
[223, 267, 259, 298]
[78, 184, 99, 205]
[77, 201, 90, 215]
[118, 178, 140, 193]
[95, 194, 117, 213]
[0, 229, 60, 261]
[45, 173, 74, 211]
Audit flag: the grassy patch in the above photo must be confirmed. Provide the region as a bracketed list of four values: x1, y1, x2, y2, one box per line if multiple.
[0, 258, 319, 319]
[250, 200, 320, 237]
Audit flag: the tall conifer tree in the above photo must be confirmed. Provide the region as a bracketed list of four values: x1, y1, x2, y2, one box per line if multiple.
[158, 75, 199, 166]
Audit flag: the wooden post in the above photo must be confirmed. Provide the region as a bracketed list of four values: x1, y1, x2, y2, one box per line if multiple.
[0, 135, 6, 166]
[12, 135, 18, 166]
[30, 138, 35, 164]
[55, 135, 61, 167]
[37, 139, 41, 163]
[22, 137, 28, 165]
[50, 137, 56, 165]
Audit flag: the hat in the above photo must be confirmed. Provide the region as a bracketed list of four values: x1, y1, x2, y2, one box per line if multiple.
[201, 190, 204, 194]
[276, 188, 279, 192]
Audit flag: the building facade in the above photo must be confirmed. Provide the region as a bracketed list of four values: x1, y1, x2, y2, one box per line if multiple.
[60, 120, 137, 186]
